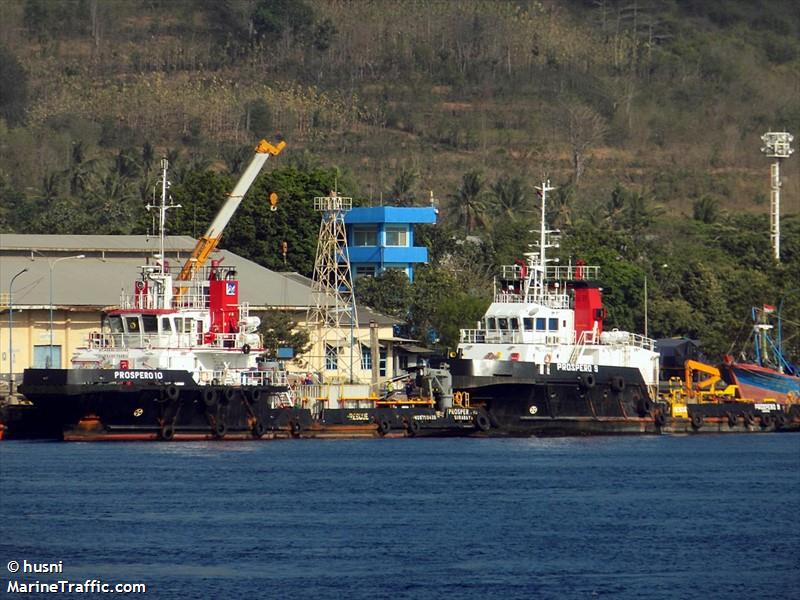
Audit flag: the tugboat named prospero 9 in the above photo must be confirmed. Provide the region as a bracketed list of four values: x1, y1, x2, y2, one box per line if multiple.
[442, 181, 662, 436]
[19, 140, 305, 441]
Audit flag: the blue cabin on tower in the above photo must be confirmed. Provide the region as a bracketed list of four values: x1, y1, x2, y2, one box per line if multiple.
[345, 206, 437, 282]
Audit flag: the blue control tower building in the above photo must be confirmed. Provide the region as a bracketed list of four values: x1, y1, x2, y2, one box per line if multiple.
[345, 206, 437, 282]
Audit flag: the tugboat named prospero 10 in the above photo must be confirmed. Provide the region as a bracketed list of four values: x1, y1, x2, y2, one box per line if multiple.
[442, 181, 663, 435]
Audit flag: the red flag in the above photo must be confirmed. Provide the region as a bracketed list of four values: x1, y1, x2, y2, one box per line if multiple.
[763, 304, 775, 314]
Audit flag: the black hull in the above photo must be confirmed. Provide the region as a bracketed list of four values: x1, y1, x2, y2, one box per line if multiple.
[444, 358, 659, 436]
[16, 369, 492, 441]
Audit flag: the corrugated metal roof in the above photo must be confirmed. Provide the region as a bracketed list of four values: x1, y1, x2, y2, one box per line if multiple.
[0, 235, 400, 326]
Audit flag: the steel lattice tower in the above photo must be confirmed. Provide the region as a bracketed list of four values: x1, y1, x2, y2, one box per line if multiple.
[305, 192, 360, 382]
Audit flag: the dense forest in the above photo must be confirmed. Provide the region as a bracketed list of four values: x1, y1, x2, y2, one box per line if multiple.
[0, 0, 798, 362]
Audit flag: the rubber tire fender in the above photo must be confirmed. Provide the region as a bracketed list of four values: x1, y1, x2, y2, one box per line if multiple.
[407, 419, 421, 436]
[166, 384, 180, 401]
[580, 373, 596, 390]
[202, 387, 217, 407]
[291, 421, 302, 437]
[743, 413, 754, 426]
[475, 413, 491, 432]
[242, 344, 251, 355]
[160, 424, 175, 441]
[727, 413, 738, 428]
[223, 387, 236, 403]
[214, 421, 227, 439]
[378, 419, 391, 435]
[690, 414, 703, 429]
[610, 376, 625, 393]
[252, 421, 266, 438]
[760, 414, 773, 429]
[250, 388, 263, 403]
[654, 412, 666, 428]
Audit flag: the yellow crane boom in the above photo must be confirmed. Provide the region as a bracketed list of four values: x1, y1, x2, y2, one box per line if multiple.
[177, 138, 285, 282]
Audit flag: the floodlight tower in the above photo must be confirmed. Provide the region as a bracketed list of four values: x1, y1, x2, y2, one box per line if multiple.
[760, 131, 795, 262]
[305, 192, 360, 382]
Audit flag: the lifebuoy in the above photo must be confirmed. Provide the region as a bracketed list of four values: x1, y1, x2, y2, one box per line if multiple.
[580, 373, 596, 390]
[475, 413, 491, 432]
[610, 376, 625, 393]
[214, 421, 227, 438]
[378, 419, 391, 435]
[654, 412, 666, 428]
[202, 387, 217, 407]
[407, 420, 421, 436]
[252, 421, 265, 438]
[453, 391, 463, 405]
[242, 344, 251, 355]
[727, 413, 738, 428]
[691, 414, 703, 429]
[166, 385, 180, 401]
[160, 424, 175, 441]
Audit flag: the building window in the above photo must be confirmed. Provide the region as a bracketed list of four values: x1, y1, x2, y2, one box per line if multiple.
[379, 348, 387, 377]
[536, 318, 546, 331]
[325, 344, 338, 370]
[356, 266, 376, 279]
[399, 354, 409, 370]
[353, 226, 377, 246]
[385, 225, 407, 246]
[361, 344, 372, 370]
[548, 318, 558, 331]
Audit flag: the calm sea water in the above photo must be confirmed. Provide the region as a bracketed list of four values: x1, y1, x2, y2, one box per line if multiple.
[1, 435, 798, 600]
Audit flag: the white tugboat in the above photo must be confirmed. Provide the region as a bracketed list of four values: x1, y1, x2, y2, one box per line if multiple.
[19, 140, 305, 441]
[444, 181, 663, 435]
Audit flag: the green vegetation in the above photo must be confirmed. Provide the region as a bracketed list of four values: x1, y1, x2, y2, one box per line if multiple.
[0, 0, 798, 362]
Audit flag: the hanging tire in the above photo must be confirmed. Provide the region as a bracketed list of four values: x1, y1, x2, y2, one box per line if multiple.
[291, 421, 302, 437]
[242, 344, 251, 355]
[252, 421, 265, 438]
[760, 414, 773, 429]
[160, 424, 175, 441]
[202, 388, 217, 407]
[654, 412, 667, 428]
[580, 373, 596, 390]
[610, 376, 625, 393]
[637, 398, 653, 417]
[775, 414, 787, 429]
[727, 413, 738, 428]
[475, 413, 491, 432]
[166, 385, 180, 401]
[407, 420, 421, 436]
[251, 388, 262, 403]
[224, 387, 236, 403]
[214, 421, 227, 439]
[691, 414, 703, 429]
[743, 413, 754, 426]
[378, 419, 391, 435]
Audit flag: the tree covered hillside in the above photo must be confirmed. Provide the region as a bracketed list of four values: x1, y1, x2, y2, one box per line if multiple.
[0, 0, 798, 361]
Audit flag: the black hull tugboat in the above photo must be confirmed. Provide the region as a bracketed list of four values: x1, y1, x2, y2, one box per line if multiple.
[440, 181, 662, 436]
[20, 141, 298, 441]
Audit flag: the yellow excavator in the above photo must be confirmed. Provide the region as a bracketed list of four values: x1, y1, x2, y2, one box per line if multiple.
[176, 138, 285, 284]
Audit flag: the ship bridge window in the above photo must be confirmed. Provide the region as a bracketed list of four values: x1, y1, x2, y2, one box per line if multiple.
[498, 318, 508, 330]
[510, 318, 519, 330]
[523, 318, 533, 331]
[142, 315, 158, 333]
[160, 317, 173, 333]
[536, 318, 546, 331]
[487, 317, 496, 330]
[548, 318, 558, 331]
[125, 317, 140, 333]
[106, 316, 123, 333]
[175, 318, 194, 334]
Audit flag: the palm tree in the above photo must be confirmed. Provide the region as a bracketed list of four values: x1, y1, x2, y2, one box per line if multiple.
[452, 170, 488, 236]
[490, 175, 527, 220]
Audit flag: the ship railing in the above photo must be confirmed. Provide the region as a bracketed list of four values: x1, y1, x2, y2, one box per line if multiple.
[240, 368, 288, 387]
[460, 328, 577, 345]
[499, 264, 601, 282]
[599, 330, 655, 351]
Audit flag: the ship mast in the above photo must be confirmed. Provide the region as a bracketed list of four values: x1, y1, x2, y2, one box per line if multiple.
[526, 180, 559, 301]
[146, 158, 181, 276]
